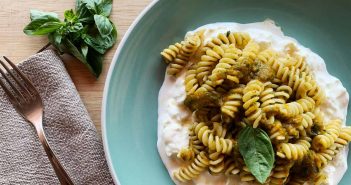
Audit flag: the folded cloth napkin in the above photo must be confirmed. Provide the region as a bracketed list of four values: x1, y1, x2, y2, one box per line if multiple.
[0, 50, 114, 185]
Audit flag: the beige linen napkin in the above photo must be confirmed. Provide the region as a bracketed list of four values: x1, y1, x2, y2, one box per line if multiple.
[0, 50, 114, 185]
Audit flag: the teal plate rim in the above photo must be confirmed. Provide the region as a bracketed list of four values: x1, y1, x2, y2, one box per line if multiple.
[102, 0, 159, 184]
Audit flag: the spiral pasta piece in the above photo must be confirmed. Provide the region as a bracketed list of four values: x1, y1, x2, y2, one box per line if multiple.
[212, 122, 227, 138]
[202, 32, 231, 52]
[237, 41, 260, 63]
[182, 34, 202, 56]
[173, 151, 209, 182]
[209, 46, 242, 86]
[260, 83, 276, 108]
[168, 34, 201, 75]
[257, 49, 277, 64]
[189, 124, 205, 154]
[185, 65, 199, 95]
[269, 159, 294, 185]
[177, 148, 195, 161]
[274, 85, 292, 103]
[287, 112, 315, 137]
[226, 66, 241, 85]
[260, 82, 284, 108]
[203, 31, 251, 51]
[239, 166, 256, 182]
[243, 80, 264, 128]
[291, 54, 310, 73]
[266, 54, 285, 73]
[296, 97, 316, 112]
[194, 122, 234, 154]
[223, 158, 240, 175]
[228, 32, 251, 49]
[265, 96, 315, 118]
[301, 112, 315, 129]
[276, 138, 311, 160]
[335, 126, 351, 148]
[313, 107, 325, 128]
[312, 119, 341, 151]
[221, 87, 243, 119]
[167, 55, 188, 76]
[269, 58, 317, 99]
[307, 80, 325, 105]
[208, 152, 225, 175]
[264, 118, 288, 143]
[214, 80, 236, 94]
[313, 172, 327, 185]
[196, 45, 227, 83]
[278, 66, 313, 98]
[312, 145, 338, 169]
[194, 79, 217, 95]
[285, 124, 301, 139]
[161, 42, 182, 63]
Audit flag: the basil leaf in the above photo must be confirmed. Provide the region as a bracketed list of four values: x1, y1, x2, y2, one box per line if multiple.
[94, 14, 113, 36]
[110, 22, 117, 43]
[48, 32, 65, 54]
[79, 0, 112, 16]
[76, 0, 84, 11]
[53, 31, 62, 46]
[83, 23, 116, 54]
[64, 9, 77, 22]
[83, 34, 107, 54]
[24, 19, 63, 35]
[76, 0, 94, 23]
[82, 0, 98, 14]
[77, 10, 94, 23]
[61, 39, 98, 76]
[238, 126, 274, 184]
[62, 39, 85, 62]
[97, 0, 112, 17]
[86, 47, 103, 77]
[30, 9, 58, 20]
[67, 22, 83, 33]
[81, 43, 89, 58]
[24, 0, 116, 78]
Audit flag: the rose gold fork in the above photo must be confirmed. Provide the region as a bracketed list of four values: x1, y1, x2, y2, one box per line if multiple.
[0, 56, 74, 185]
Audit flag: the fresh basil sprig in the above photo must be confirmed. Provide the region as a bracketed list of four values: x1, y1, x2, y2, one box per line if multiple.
[238, 126, 275, 184]
[23, 0, 117, 78]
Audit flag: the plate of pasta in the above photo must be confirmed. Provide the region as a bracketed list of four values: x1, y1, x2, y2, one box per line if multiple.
[102, 0, 351, 185]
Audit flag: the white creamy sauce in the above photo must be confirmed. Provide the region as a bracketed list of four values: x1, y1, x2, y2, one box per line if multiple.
[157, 21, 349, 185]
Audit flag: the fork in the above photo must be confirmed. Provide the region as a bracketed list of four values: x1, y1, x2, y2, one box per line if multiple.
[0, 56, 74, 185]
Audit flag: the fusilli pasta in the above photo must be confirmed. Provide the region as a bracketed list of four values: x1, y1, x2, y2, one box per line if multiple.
[312, 119, 341, 151]
[194, 122, 234, 154]
[173, 151, 209, 182]
[243, 80, 264, 128]
[159, 30, 351, 184]
[276, 138, 311, 160]
[168, 34, 202, 75]
[221, 87, 243, 120]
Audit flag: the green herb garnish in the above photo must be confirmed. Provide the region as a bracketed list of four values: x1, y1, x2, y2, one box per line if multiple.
[238, 126, 275, 184]
[23, 0, 117, 78]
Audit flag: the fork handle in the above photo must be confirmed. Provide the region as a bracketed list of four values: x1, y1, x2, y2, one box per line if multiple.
[35, 126, 74, 185]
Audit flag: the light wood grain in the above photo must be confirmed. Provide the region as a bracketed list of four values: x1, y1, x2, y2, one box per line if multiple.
[0, 0, 152, 134]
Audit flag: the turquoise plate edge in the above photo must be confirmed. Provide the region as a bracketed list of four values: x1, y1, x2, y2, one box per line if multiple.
[102, 0, 351, 184]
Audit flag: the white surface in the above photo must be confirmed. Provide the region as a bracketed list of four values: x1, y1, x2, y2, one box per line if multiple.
[157, 21, 349, 185]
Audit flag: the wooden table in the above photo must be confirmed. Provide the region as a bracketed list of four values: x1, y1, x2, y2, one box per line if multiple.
[0, 0, 152, 134]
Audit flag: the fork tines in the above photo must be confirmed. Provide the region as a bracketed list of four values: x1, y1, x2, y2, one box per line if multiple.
[0, 56, 38, 104]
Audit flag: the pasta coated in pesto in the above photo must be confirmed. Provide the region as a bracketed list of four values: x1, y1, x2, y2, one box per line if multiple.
[160, 30, 351, 185]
